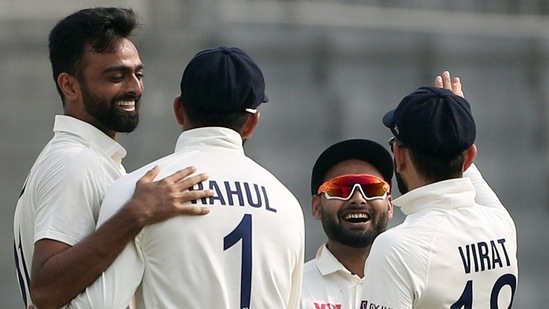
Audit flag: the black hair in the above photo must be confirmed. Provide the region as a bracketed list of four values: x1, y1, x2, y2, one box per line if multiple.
[48, 7, 139, 104]
[183, 103, 252, 132]
[408, 148, 465, 182]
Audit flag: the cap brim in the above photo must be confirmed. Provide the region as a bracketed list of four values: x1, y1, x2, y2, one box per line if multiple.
[382, 110, 395, 127]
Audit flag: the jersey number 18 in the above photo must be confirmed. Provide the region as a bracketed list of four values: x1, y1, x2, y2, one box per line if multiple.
[450, 273, 516, 309]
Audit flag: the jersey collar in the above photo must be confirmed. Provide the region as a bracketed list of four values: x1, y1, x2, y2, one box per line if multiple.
[393, 177, 476, 216]
[53, 115, 127, 165]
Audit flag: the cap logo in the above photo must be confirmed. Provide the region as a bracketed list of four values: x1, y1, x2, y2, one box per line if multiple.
[393, 125, 400, 135]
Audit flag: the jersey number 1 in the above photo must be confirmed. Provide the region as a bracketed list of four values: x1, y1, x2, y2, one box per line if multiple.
[224, 214, 252, 309]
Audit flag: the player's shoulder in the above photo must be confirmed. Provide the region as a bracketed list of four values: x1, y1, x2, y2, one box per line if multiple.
[111, 162, 156, 188]
[303, 258, 318, 273]
[30, 144, 105, 187]
[98, 167, 152, 226]
[302, 258, 323, 286]
[372, 225, 416, 254]
[242, 157, 289, 184]
[44, 137, 104, 168]
[244, 161, 302, 205]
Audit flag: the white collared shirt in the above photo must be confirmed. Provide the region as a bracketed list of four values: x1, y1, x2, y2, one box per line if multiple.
[68, 127, 305, 309]
[300, 244, 364, 309]
[13, 115, 126, 307]
[360, 164, 518, 309]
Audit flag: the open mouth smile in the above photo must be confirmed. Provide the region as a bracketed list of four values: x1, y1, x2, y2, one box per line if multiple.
[117, 100, 136, 112]
[343, 212, 371, 224]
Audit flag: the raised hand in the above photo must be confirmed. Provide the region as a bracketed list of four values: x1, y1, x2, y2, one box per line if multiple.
[434, 70, 464, 97]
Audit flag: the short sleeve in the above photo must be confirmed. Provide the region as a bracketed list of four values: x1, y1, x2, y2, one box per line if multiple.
[34, 148, 106, 245]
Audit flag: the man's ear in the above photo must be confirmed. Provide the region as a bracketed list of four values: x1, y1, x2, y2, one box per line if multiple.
[386, 195, 394, 219]
[463, 144, 478, 171]
[58, 73, 80, 102]
[311, 195, 322, 220]
[241, 112, 260, 140]
[173, 96, 185, 125]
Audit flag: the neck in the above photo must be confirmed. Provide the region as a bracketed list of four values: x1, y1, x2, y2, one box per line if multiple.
[326, 241, 371, 278]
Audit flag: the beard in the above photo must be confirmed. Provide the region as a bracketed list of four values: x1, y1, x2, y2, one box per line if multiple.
[394, 158, 409, 194]
[321, 206, 390, 248]
[81, 83, 140, 133]
[395, 170, 409, 195]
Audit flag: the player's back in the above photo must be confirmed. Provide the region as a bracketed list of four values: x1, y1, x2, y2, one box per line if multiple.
[378, 200, 518, 309]
[102, 135, 305, 309]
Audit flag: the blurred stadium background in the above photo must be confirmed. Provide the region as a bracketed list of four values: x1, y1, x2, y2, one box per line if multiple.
[1, 0, 548, 307]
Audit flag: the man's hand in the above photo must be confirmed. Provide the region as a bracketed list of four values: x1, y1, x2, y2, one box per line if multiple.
[125, 165, 214, 228]
[434, 70, 464, 97]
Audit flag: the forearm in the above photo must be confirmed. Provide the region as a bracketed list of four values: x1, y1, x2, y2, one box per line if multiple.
[31, 205, 142, 309]
[66, 239, 144, 309]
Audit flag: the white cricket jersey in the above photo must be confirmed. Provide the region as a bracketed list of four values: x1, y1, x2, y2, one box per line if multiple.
[360, 164, 518, 309]
[13, 115, 126, 308]
[68, 127, 305, 309]
[300, 244, 364, 309]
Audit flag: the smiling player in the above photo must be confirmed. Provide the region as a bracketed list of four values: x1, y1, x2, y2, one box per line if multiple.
[13, 8, 212, 309]
[300, 139, 394, 309]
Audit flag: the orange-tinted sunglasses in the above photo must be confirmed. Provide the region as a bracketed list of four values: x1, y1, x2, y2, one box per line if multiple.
[317, 174, 390, 201]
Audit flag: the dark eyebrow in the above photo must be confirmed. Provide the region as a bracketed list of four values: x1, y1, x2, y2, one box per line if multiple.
[102, 63, 144, 75]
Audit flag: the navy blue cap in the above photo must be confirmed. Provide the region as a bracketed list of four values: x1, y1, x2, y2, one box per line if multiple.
[180, 46, 268, 113]
[311, 139, 394, 195]
[383, 86, 476, 156]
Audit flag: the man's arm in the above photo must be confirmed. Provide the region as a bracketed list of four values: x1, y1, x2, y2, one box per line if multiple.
[435, 71, 504, 209]
[66, 230, 146, 309]
[464, 163, 505, 209]
[30, 166, 213, 309]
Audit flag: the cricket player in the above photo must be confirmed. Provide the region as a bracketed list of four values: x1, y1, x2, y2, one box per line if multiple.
[360, 77, 518, 308]
[13, 8, 212, 309]
[300, 139, 394, 309]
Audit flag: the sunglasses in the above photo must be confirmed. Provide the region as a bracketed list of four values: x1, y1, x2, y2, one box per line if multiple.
[388, 136, 407, 153]
[317, 174, 390, 201]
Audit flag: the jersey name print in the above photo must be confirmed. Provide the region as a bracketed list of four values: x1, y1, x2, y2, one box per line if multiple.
[458, 238, 511, 273]
[192, 179, 277, 212]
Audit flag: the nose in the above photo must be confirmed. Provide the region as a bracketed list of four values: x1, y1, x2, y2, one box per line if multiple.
[126, 73, 144, 96]
[348, 186, 367, 204]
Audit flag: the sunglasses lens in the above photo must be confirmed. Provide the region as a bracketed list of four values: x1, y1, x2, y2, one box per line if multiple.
[319, 175, 388, 200]
[323, 185, 352, 198]
[359, 183, 386, 198]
